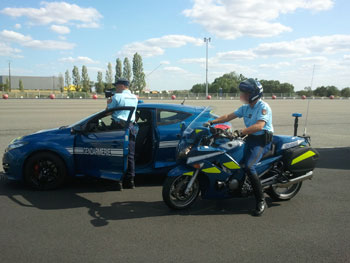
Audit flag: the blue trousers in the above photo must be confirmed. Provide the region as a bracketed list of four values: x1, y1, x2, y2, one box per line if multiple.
[244, 140, 272, 176]
[244, 138, 272, 202]
[125, 124, 137, 179]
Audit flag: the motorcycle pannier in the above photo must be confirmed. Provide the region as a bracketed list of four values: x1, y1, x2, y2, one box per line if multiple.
[283, 146, 319, 176]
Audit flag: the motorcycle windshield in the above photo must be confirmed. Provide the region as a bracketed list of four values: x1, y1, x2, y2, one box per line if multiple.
[180, 106, 210, 145]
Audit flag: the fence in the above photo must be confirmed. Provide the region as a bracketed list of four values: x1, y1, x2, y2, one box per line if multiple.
[1, 91, 349, 100]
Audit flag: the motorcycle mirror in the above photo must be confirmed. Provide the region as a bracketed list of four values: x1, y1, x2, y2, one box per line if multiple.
[180, 122, 186, 134]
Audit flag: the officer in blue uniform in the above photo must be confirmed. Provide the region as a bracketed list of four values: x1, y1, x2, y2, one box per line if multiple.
[107, 78, 138, 189]
[204, 79, 273, 216]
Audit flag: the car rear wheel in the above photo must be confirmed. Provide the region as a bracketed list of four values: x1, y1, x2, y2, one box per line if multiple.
[24, 152, 67, 190]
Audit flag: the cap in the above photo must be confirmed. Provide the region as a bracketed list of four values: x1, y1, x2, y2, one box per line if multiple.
[114, 78, 129, 87]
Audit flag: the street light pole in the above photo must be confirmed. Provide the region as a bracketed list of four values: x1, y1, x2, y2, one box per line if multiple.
[204, 37, 211, 97]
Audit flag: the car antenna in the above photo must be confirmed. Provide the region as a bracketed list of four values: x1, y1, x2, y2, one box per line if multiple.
[181, 97, 186, 105]
[303, 64, 315, 136]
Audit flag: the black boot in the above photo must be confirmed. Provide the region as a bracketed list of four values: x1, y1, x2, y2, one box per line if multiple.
[112, 181, 123, 191]
[246, 171, 267, 216]
[252, 200, 267, 217]
[123, 178, 135, 189]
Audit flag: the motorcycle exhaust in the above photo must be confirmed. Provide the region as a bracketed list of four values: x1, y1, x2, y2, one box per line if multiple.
[274, 171, 313, 188]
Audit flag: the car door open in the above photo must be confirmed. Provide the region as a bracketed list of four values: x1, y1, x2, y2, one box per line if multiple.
[73, 107, 135, 181]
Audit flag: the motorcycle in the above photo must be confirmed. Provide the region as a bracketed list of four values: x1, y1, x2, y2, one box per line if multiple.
[162, 107, 319, 210]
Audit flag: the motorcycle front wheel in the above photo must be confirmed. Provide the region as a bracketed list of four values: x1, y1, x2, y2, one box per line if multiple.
[267, 182, 302, 201]
[162, 175, 200, 210]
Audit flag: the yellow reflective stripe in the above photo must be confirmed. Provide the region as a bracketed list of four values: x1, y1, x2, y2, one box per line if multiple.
[195, 129, 202, 134]
[223, 161, 240, 169]
[291, 150, 316, 165]
[202, 167, 221, 173]
[183, 171, 194, 176]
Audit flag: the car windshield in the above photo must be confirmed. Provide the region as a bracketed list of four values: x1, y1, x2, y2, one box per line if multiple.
[68, 110, 104, 128]
[182, 106, 210, 138]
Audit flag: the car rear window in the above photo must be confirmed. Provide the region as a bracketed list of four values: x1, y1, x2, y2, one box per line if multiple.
[156, 109, 192, 126]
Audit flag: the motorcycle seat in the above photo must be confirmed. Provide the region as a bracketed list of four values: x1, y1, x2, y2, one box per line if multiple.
[261, 143, 276, 160]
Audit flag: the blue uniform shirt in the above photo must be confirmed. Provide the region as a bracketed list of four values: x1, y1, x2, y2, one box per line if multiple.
[107, 90, 138, 122]
[234, 99, 273, 135]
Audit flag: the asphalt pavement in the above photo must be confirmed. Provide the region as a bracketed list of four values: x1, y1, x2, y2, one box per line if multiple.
[0, 99, 349, 263]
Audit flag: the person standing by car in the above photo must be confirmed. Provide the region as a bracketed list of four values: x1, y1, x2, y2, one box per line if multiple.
[107, 78, 138, 189]
[204, 79, 273, 216]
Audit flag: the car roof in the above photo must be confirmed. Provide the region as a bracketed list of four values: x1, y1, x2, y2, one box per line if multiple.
[137, 103, 207, 113]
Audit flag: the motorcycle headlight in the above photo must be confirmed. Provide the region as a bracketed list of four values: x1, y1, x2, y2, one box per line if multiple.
[176, 141, 192, 160]
[5, 141, 28, 152]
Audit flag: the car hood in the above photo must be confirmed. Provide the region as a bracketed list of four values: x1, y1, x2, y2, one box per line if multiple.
[19, 126, 72, 142]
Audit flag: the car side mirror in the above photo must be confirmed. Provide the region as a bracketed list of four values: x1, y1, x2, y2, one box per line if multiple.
[71, 125, 85, 135]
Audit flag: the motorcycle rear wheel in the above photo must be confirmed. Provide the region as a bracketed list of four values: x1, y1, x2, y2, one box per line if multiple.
[267, 182, 302, 201]
[162, 175, 200, 210]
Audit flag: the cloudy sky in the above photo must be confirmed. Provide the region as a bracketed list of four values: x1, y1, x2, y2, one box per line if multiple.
[0, 0, 349, 91]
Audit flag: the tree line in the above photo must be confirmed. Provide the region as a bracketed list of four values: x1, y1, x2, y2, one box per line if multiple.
[64, 52, 146, 94]
[191, 71, 350, 97]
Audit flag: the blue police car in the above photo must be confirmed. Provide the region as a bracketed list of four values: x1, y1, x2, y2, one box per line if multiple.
[2, 103, 227, 190]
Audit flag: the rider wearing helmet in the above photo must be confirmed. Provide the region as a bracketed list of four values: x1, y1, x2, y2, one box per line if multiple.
[204, 78, 273, 216]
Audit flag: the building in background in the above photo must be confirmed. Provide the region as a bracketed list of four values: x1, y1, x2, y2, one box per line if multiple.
[0, 75, 60, 90]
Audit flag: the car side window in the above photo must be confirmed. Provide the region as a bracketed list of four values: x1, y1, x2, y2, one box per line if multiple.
[86, 109, 131, 133]
[156, 109, 191, 126]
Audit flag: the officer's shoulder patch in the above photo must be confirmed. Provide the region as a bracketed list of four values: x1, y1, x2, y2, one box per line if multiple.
[262, 109, 267, 115]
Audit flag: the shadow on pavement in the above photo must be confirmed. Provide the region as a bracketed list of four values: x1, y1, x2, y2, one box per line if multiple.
[315, 147, 350, 170]
[0, 174, 280, 227]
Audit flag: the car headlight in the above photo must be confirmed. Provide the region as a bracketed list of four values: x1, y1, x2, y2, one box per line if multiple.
[5, 141, 28, 152]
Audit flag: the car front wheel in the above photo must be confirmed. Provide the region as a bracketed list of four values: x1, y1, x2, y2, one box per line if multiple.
[24, 152, 67, 190]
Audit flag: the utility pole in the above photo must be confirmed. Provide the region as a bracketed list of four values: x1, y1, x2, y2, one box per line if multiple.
[204, 37, 211, 97]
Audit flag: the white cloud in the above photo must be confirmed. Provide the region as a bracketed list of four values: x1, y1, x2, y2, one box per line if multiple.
[180, 58, 206, 64]
[14, 23, 21, 29]
[59, 56, 98, 64]
[183, 0, 334, 39]
[160, 60, 170, 65]
[118, 35, 203, 58]
[259, 62, 291, 69]
[0, 42, 22, 57]
[294, 56, 328, 64]
[1, 2, 102, 28]
[50, 25, 70, 34]
[163, 66, 188, 73]
[217, 50, 256, 60]
[253, 35, 350, 57]
[0, 29, 75, 50]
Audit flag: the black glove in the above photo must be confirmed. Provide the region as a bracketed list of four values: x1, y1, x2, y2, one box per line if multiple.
[203, 121, 213, 127]
[233, 129, 243, 137]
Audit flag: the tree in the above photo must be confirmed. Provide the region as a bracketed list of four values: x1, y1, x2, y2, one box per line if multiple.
[341, 87, 350, 97]
[191, 83, 206, 93]
[58, 74, 64, 93]
[19, 79, 24, 92]
[81, 65, 90, 92]
[296, 86, 313, 97]
[96, 71, 105, 93]
[326, 86, 339, 97]
[122, 57, 132, 82]
[314, 86, 339, 97]
[259, 80, 294, 94]
[191, 72, 245, 94]
[115, 58, 122, 82]
[65, 70, 71, 88]
[72, 66, 81, 91]
[132, 53, 146, 93]
[210, 72, 244, 93]
[105, 62, 113, 89]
